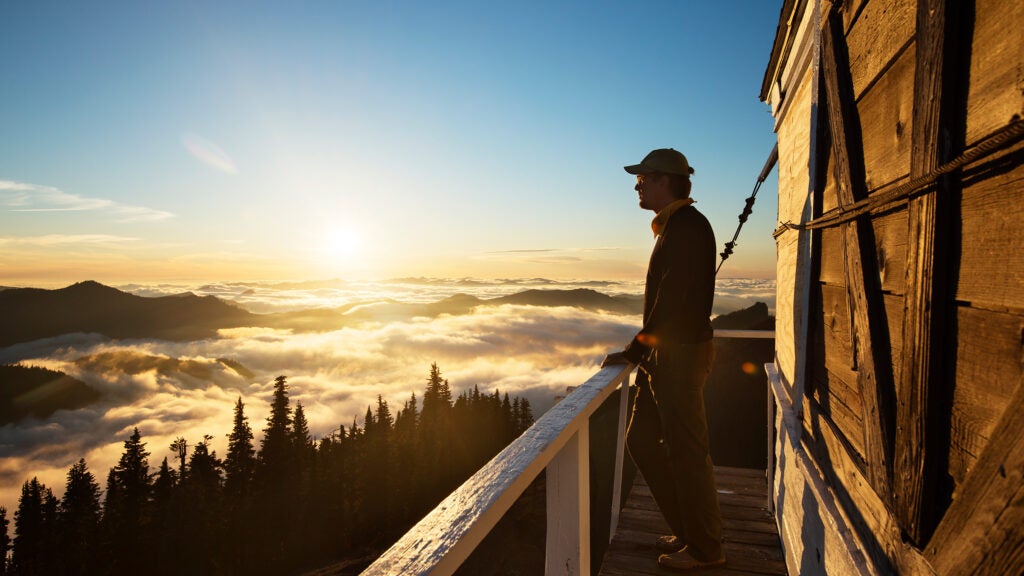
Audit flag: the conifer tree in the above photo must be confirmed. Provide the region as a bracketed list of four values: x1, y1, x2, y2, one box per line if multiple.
[181, 435, 223, 573]
[501, 392, 514, 442]
[224, 397, 257, 575]
[420, 363, 455, 498]
[106, 428, 152, 575]
[516, 398, 534, 435]
[292, 401, 312, 449]
[374, 395, 394, 431]
[512, 397, 522, 432]
[260, 375, 293, 480]
[225, 397, 256, 495]
[59, 459, 102, 575]
[289, 401, 317, 561]
[0, 506, 9, 576]
[392, 393, 420, 520]
[187, 435, 222, 492]
[366, 395, 396, 535]
[152, 457, 177, 496]
[115, 428, 152, 507]
[149, 456, 180, 575]
[451, 389, 477, 475]
[169, 436, 188, 478]
[101, 467, 118, 531]
[13, 478, 48, 575]
[314, 423, 353, 552]
[258, 376, 296, 571]
[40, 487, 59, 575]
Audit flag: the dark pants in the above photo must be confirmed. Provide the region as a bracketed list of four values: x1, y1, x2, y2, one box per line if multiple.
[626, 339, 723, 561]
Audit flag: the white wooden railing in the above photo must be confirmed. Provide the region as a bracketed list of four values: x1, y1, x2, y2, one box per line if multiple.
[361, 329, 775, 576]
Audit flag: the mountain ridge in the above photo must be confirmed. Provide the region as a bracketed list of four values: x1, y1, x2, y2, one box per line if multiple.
[0, 280, 255, 347]
[0, 281, 644, 348]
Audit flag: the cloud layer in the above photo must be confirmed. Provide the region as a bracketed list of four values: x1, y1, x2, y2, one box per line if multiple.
[0, 277, 774, 510]
[0, 301, 637, 510]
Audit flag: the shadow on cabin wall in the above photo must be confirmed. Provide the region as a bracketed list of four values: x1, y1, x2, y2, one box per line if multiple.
[799, 487, 826, 574]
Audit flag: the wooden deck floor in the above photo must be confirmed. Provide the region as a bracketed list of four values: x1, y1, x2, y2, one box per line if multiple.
[599, 467, 787, 576]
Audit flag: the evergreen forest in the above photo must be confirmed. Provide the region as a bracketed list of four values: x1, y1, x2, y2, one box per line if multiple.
[0, 363, 534, 575]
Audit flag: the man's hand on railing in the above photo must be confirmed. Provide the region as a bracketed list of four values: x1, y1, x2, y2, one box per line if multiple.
[601, 351, 630, 367]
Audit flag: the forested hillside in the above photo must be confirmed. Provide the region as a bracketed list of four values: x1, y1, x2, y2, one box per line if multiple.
[0, 365, 101, 425]
[0, 364, 532, 575]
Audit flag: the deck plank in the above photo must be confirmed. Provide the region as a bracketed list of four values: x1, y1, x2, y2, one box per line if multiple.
[599, 468, 786, 575]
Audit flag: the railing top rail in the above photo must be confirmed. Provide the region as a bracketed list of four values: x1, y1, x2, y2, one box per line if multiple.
[714, 329, 776, 339]
[361, 363, 634, 576]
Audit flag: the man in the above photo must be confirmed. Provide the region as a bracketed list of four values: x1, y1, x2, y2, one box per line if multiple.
[603, 148, 725, 571]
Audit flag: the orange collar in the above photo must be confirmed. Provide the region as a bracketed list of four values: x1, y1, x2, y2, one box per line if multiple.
[651, 198, 695, 237]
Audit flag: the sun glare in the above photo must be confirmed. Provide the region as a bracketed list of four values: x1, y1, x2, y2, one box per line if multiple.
[322, 227, 363, 259]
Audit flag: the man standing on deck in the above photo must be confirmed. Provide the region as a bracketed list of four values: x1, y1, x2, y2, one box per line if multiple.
[603, 148, 725, 571]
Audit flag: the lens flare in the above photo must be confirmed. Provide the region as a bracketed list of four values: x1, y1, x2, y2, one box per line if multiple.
[182, 133, 238, 174]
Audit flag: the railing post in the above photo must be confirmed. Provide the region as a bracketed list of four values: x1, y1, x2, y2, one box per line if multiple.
[545, 425, 591, 576]
[766, 364, 775, 513]
[608, 369, 632, 542]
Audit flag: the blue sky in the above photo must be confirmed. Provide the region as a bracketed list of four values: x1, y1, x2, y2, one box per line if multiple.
[1, 1, 782, 285]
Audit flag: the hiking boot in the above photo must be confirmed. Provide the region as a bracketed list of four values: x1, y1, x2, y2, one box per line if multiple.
[654, 535, 685, 553]
[657, 547, 727, 572]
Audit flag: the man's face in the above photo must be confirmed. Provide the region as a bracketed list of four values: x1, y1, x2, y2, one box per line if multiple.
[635, 173, 673, 212]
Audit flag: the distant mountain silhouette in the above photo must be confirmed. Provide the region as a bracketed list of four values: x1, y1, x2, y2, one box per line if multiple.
[492, 288, 641, 314]
[261, 289, 642, 332]
[0, 280, 255, 347]
[0, 364, 101, 425]
[0, 282, 645, 348]
[711, 301, 774, 330]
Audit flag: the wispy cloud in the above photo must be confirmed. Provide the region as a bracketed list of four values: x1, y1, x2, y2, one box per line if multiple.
[182, 133, 238, 174]
[486, 249, 559, 254]
[0, 234, 139, 247]
[481, 247, 622, 265]
[0, 180, 173, 223]
[485, 247, 621, 255]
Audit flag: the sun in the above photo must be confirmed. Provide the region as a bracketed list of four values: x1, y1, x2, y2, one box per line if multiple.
[322, 227, 363, 259]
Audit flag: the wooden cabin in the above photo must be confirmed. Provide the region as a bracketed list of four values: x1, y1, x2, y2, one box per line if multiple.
[761, 0, 1024, 574]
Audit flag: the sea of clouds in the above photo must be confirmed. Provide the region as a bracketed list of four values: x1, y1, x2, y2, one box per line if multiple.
[0, 277, 773, 511]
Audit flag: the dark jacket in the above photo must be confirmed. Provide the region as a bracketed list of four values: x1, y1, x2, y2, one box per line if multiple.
[623, 204, 716, 367]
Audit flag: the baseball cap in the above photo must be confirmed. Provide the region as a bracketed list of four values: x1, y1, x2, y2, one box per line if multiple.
[624, 148, 695, 176]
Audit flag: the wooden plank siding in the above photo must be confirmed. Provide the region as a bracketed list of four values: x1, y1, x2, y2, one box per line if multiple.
[857, 42, 916, 193]
[818, 210, 908, 294]
[844, 0, 915, 100]
[965, 0, 1024, 146]
[926, 382, 1024, 575]
[774, 64, 817, 401]
[955, 147, 1024, 310]
[949, 305, 1024, 484]
[765, 0, 1024, 571]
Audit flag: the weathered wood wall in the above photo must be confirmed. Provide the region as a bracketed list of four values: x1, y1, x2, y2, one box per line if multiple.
[768, 0, 1024, 573]
[774, 64, 816, 400]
